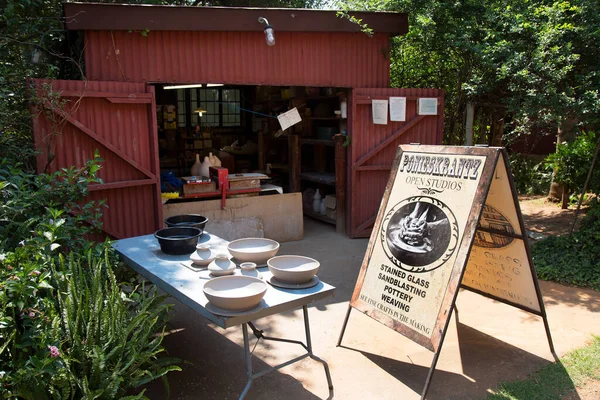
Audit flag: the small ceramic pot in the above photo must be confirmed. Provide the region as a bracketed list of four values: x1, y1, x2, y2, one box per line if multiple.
[208, 254, 236, 276]
[240, 262, 257, 271]
[190, 244, 215, 266]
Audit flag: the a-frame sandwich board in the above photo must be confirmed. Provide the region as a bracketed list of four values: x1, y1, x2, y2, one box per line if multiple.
[338, 144, 557, 399]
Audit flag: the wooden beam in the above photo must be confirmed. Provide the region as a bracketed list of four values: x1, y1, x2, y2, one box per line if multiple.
[106, 97, 152, 104]
[355, 215, 376, 236]
[334, 134, 347, 235]
[88, 179, 156, 191]
[289, 134, 301, 192]
[58, 90, 153, 99]
[46, 103, 156, 180]
[354, 114, 425, 168]
[355, 164, 392, 171]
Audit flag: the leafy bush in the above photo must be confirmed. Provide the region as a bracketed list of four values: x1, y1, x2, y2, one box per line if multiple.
[0, 152, 179, 399]
[545, 131, 600, 198]
[0, 246, 179, 399]
[0, 150, 105, 252]
[532, 200, 600, 291]
[508, 153, 553, 195]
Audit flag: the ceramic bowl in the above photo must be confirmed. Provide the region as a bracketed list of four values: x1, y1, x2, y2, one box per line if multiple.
[154, 227, 202, 255]
[208, 254, 236, 276]
[227, 238, 280, 263]
[267, 255, 320, 284]
[189, 244, 215, 266]
[203, 276, 267, 311]
[164, 214, 208, 234]
[240, 262, 257, 270]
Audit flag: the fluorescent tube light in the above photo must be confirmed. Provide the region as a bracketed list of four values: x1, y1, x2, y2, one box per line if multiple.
[163, 84, 203, 90]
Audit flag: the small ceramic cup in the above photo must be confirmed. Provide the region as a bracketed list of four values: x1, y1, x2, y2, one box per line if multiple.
[240, 262, 257, 271]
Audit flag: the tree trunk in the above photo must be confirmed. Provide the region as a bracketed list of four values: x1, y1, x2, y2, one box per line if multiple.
[490, 110, 504, 147]
[548, 119, 578, 204]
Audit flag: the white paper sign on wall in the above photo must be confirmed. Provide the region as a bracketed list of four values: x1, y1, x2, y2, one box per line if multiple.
[389, 97, 407, 121]
[372, 99, 388, 125]
[418, 98, 438, 115]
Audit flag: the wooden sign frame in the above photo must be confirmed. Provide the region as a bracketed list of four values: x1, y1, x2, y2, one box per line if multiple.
[338, 145, 557, 399]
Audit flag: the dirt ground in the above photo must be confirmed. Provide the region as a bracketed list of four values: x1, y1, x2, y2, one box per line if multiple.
[519, 195, 587, 237]
[140, 197, 599, 400]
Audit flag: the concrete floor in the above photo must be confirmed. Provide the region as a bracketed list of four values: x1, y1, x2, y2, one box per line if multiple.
[144, 219, 600, 400]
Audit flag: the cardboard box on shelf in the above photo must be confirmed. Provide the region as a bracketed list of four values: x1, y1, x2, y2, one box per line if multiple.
[164, 121, 177, 130]
[324, 195, 336, 210]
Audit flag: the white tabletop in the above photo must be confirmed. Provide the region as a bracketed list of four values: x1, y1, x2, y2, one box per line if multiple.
[112, 233, 335, 329]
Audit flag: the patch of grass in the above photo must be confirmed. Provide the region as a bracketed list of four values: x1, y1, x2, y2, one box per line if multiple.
[487, 335, 600, 400]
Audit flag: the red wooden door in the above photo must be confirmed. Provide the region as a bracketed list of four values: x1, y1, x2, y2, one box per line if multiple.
[349, 88, 444, 238]
[31, 79, 162, 239]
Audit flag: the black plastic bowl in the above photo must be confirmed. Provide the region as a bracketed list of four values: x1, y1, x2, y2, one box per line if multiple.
[154, 227, 202, 255]
[164, 214, 208, 234]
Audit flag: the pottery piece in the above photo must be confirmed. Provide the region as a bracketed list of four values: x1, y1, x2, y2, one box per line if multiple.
[199, 156, 212, 178]
[312, 189, 322, 213]
[203, 276, 267, 311]
[191, 154, 202, 177]
[190, 244, 216, 266]
[208, 254, 236, 276]
[240, 262, 257, 270]
[154, 227, 202, 255]
[319, 198, 327, 215]
[209, 152, 222, 167]
[267, 255, 320, 284]
[165, 214, 208, 233]
[227, 238, 280, 263]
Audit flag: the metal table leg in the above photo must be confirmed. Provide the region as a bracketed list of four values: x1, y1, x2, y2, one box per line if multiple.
[237, 306, 334, 400]
[239, 323, 253, 400]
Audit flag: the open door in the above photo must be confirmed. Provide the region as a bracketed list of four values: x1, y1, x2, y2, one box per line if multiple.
[349, 88, 444, 238]
[31, 79, 162, 239]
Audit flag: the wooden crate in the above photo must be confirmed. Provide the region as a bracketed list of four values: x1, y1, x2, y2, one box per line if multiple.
[183, 181, 217, 195]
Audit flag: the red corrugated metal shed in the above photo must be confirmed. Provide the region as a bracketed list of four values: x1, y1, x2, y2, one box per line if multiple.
[63, 2, 408, 88]
[32, 79, 162, 239]
[348, 88, 444, 237]
[44, 3, 443, 239]
[83, 30, 392, 88]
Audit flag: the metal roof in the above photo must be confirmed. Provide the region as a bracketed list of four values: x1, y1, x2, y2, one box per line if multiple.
[63, 2, 408, 36]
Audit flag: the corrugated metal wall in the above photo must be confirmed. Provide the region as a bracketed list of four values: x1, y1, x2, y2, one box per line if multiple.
[349, 88, 444, 237]
[84, 31, 391, 88]
[32, 79, 162, 239]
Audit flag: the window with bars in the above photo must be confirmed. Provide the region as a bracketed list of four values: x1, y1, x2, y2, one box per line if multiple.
[175, 88, 241, 128]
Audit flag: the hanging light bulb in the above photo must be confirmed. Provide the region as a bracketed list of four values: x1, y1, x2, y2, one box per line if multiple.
[194, 107, 207, 117]
[258, 17, 275, 46]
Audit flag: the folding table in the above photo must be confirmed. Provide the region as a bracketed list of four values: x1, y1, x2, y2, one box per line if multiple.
[113, 232, 335, 399]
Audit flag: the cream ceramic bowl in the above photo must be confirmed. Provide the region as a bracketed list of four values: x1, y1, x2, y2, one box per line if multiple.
[227, 238, 280, 263]
[267, 255, 320, 284]
[203, 276, 267, 311]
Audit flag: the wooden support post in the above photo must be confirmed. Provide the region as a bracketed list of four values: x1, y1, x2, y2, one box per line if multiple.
[334, 134, 347, 235]
[465, 102, 475, 146]
[258, 131, 265, 172]
[290, 134, 301, 192]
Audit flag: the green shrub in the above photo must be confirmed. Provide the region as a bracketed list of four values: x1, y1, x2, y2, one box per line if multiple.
[0, 246, 180, 399]
[532, 200, 600, 290]
[545, 131, 600, 199]
[0, 151, 105, 252]
[508, 153, 553, 195]
[0, 150, 179, 399]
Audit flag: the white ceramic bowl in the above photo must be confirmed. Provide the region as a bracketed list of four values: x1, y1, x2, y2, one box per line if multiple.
[227, 238, 280, 263]
[267, 255, 320, 284]
[203, 276, 267, 311]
